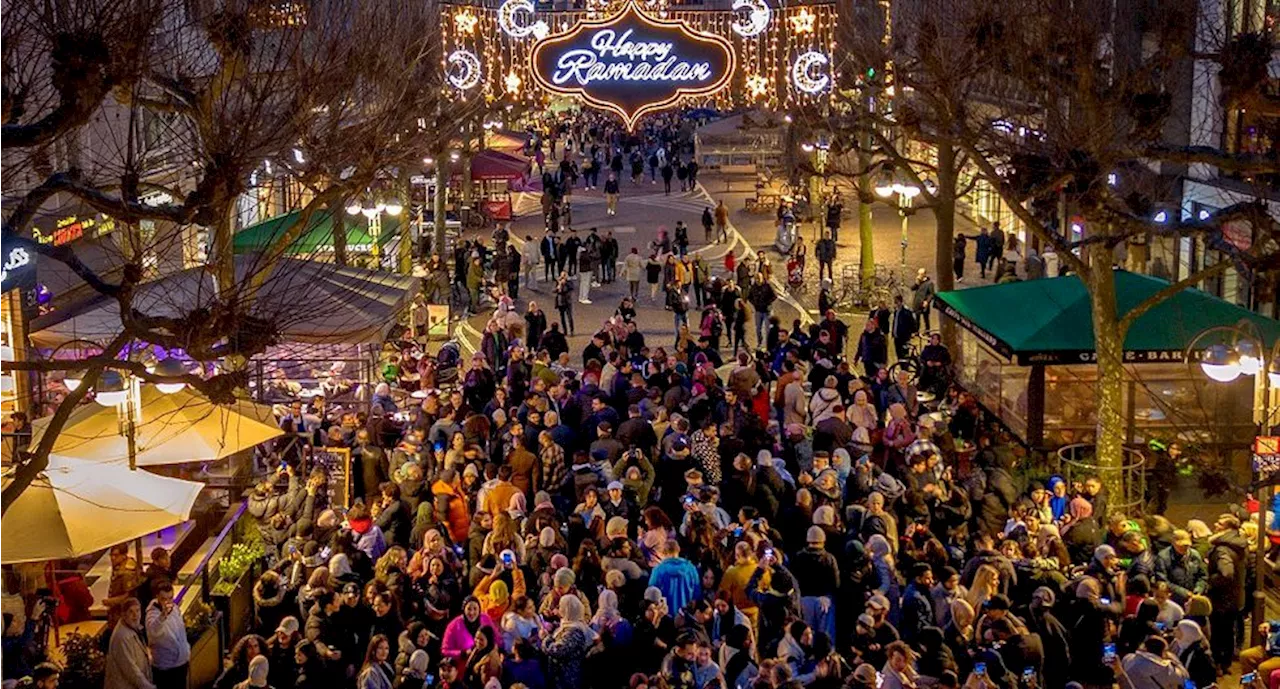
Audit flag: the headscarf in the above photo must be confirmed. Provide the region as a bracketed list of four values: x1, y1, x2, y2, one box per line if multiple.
[1061, 496, 1093, 534]
[488, 580, 510, 608]
[409, 650, 431, 675]
[329, 553, 352, 580]
[592, 589, 621, 628]
[508, 492, 527, 519]
[1172, 619, 1204, 654]
[866, 534, 892, 560]
[1046, 476, 1069, 521]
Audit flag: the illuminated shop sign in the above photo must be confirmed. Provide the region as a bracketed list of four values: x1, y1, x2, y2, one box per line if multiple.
[1, 231, 36, 294]
[531, 2, 734, 128]
[33, 213, 117, 247]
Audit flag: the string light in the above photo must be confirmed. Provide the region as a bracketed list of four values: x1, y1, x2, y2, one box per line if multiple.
[746, 74, 769, 99]
[447, 49, 481, 90]
[788, 7, 815, 33]
[455, 9, 479, 34]
[791, 51, 829, 93]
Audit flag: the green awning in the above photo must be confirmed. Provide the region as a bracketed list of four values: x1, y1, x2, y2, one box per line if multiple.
[233, 209, 400, 255]
[935, 270, 1280, 365]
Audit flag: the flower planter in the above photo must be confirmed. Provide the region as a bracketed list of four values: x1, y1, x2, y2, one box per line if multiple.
[186, 616, 222, 689]
[210, 568, 254, 644]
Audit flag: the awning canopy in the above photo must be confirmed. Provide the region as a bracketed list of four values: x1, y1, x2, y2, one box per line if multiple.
[463, 150, 530, 182]
[232, 209, 399, 255]
[935, 270, 1280, 365]
[487, 130, 529, 153]
[29, 255, 419, 347]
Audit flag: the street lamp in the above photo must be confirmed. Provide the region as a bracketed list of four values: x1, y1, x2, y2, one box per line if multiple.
[1190, 323, 1278, 646]
[876, 174, 920, 269]
[150, 358, 189, 394]
[93, 370, 130, 407]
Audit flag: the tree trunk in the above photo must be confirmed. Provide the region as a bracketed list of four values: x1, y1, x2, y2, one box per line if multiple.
[332, 199, 348, 267]
[1087, 266, 1128, 506]
[434, 155, 448, 255]
[213, 210, 234, 295]
[934, 142, 958, 347]
[397, 171, 413, 274]
[858, 153, 876, 286]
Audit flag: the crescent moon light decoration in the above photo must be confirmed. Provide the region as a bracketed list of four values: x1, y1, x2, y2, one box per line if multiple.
[447, 50, 482, 91]
[731, 0, 770, 38]
[498, 0, 550, 40]
[791, 51, 830, 94]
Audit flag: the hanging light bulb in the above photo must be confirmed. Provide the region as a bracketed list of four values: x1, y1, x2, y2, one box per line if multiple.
[361, 205, 379, 219]
[152, 358, 189, 394]
[1236, 340, 1262, 376]
[345, 200, 362, 215]
[64, 370, 85, 391]
[94, 370, 130, 406]
[1200, 344, 1241, 383]
[384, 198, 404, 216]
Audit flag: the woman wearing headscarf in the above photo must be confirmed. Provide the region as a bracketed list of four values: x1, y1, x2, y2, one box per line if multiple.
[861, 492, 898, 551]
[1025, 587, 1071, 689]
[544, 595, 596, 689]
[1046, 476, 1070, 523]
[866, 535, 901, 623]
[847, 389, 878, 435]
[1060, 496, 1102, 565]
[440, 596, 500, 660]
[719, 624, 758, 689]
[944, 599, 976, 678]
[1171, 619, 1217, 688]
[591, 589, 632, 646]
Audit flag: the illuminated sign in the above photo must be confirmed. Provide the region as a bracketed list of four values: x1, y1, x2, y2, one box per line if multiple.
[531, 2, 734, 128]
[33, 213, 117, 247]
[1, 232, 36, 294]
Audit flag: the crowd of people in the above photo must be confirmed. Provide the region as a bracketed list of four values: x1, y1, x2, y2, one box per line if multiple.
[4, 109, 1277, 689]
[80, 261, 1277, 689]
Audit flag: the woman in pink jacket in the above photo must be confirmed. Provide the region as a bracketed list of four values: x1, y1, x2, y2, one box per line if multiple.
[439, 596, 500, 660]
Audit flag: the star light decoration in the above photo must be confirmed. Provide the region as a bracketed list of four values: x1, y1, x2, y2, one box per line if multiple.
[505, 69, 523, 95]
[788, 7, 815, 33]
[746, 74, 769, 99]
[455, 9, 479, 34]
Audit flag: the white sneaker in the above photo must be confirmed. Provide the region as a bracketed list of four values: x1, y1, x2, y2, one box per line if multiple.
[592, 281, 601, 287]
[579, 298, 592, 304]
[958, 276, 965, 283]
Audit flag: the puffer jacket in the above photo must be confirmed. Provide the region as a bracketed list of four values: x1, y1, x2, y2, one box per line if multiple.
[1206, 529, 1248, 612]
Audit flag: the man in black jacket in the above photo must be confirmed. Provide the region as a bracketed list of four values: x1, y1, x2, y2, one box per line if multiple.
[815, 231, 836, 282]
[793, 526, 840, 643]
[891, 294, 918, 361]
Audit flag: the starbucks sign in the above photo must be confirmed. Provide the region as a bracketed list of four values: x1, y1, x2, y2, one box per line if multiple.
[531, 2, 734, 128]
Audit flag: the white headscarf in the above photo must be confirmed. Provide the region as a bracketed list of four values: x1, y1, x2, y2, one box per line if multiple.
[592, 589, 621, 629]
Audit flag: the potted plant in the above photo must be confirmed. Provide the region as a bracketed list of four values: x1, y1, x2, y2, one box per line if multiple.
[57, 632, 105, 689]
[210, 540, 264, 639]
[185, 598, 222, 689]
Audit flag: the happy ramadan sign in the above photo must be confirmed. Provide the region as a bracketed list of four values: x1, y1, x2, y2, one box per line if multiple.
[531, 2, 734, 128]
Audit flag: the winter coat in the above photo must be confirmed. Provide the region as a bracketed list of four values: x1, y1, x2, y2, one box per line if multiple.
[431, 480, 472, 545]
[440, 613, 500, 659]
[104, 622, 154, 689]
[1157, 545, 1203, 596]
[1205, 529, 1248, 611]
[1120, 650, 1187, 689]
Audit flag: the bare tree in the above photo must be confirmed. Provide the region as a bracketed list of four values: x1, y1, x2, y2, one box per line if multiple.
[2, 0, 478, 512]
[840, 0, 1280, 490]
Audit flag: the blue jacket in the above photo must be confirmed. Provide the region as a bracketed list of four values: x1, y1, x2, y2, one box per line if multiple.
[649, 556, 702, 616]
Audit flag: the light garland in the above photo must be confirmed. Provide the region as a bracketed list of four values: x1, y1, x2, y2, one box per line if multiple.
[788, 7, 815, 33]
[730, 0, 771, 37]
[447, 49, 482, 90]
[455, 9, 479, 34]
[746, 73, 769, 99]
[791, 51, 829, 93]
[497, 0, 550, 40]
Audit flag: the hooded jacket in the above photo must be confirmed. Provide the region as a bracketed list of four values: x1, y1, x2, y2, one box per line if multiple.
[1206, 529, 1248, 611]
[431, 479, 472, 545]
[1120, 649, 1188, 689]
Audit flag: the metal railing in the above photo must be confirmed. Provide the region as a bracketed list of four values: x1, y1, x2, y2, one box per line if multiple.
[1054, 443, 1147, 516]
[176, 500, 249, 604]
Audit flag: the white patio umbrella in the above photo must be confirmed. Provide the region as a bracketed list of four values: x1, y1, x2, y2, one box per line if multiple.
[2, 455, 203, 563]
[28, 385, 283, 467]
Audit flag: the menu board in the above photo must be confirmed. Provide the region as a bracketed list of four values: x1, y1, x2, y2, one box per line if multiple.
[310, 447, 352, 510]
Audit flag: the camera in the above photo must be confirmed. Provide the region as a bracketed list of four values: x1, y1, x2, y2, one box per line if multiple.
[39, 596, 59, 613]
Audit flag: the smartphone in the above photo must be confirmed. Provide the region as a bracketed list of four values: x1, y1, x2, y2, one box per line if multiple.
[318, 546, 332, 560]
[425, 674, 436, 686]
[1182, 679, 1195, 689]
[1241, 672, 1257, 685]
[875, 672, 884, 689]
[683, 494, 696, 505]
[763, 547, 775, 560]
[1102, 642, 1116, 664]
[733, 527, 744, 537]
[1155, 621, 1166, 631]
[974, 662, 986, 676]
[1099, 597, 1111, 606]
[501, 551, 515, 567]
[1022, 667, 1035, 681]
